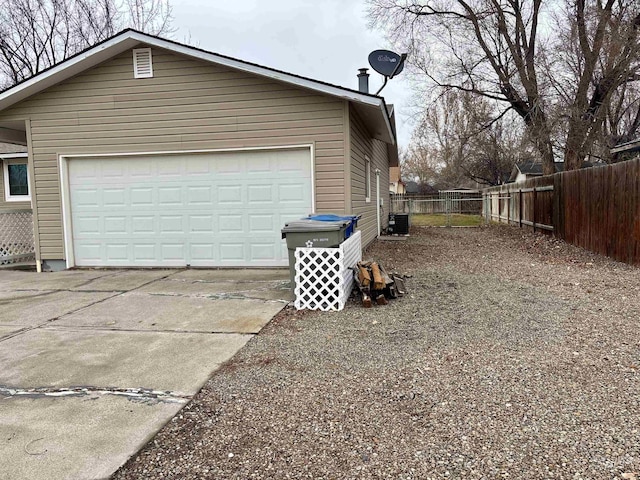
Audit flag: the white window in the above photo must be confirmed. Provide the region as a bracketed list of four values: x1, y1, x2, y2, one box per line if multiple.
[2, 157, 30, 202]
[365, 156, 371, 203]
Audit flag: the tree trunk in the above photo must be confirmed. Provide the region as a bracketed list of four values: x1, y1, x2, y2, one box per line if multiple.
[540, 138, 556, 175]
[564, 120, 587, 171]
[526, 116, 555, 175]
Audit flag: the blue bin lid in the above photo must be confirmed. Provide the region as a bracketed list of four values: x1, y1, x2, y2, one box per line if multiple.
[307, 214, 360, 223]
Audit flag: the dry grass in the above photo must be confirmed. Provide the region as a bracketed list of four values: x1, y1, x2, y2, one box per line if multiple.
[411, 213, 484, 227]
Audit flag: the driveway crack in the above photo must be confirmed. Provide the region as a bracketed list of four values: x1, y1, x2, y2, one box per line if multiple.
[0, 385, 192, 404]
[0, 270, 186, 344]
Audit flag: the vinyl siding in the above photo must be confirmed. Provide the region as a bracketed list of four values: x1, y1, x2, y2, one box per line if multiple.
[350, 105, 391, 247]
[0, 46, 348, 259]
[0, 159, 32, 210]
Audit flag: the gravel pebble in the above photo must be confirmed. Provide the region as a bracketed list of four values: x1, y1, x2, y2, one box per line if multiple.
[115, 224, 640, 479]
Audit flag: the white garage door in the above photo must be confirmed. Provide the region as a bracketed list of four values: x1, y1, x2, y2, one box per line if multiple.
[67, 148, 312, 267]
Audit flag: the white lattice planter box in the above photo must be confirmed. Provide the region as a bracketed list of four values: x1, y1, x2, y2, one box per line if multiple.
[294, 230, 362, 311]
[0, 209, 35, 265]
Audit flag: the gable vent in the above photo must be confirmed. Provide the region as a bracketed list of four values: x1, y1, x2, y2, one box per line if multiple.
[133, 48, 153, 78]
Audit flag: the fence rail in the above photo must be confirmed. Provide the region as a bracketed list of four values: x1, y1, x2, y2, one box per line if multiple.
[483, 157, 640, 265]
[0, 209, 35, 265]
[483, 181, 555, 232]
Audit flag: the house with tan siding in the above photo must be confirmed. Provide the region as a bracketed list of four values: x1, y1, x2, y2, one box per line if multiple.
[0, 30, 397, 271]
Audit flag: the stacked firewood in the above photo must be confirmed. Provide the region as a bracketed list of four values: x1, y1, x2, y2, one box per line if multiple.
[352, 261, 408, 308]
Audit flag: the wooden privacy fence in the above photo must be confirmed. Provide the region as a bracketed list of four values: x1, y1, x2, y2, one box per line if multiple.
[483, 157, 640, 265]
[483, 176, 555, 232]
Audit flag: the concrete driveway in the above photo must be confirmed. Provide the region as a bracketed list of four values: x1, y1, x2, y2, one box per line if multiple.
[0, 268, 292, 480]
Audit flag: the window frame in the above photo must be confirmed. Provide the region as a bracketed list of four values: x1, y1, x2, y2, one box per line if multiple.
[365, 156, 371, 203]
[2, 154, 31, 202]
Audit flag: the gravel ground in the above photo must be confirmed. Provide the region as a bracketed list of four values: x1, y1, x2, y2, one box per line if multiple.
[115, 224, 640, 480]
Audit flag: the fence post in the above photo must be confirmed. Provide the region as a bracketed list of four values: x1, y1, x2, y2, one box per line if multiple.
[552, 174, 561, 238]
[487, 192, 493, 223]
[483, 193, 487, 223]
[532, 187, 537, 233]
[518, 189, 523, 228]
[507, 192, 510, 225]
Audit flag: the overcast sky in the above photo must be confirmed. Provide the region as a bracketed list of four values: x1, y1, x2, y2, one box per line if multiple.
[171, 0, 414, 148]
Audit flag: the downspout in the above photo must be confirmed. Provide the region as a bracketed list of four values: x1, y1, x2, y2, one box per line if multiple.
[375, 168, 381, 237]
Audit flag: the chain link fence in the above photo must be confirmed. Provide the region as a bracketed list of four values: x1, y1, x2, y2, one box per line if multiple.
[390, 191, 484, 227]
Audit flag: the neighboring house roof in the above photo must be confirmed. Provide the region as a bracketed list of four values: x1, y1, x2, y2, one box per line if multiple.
[0, 29, 396, 146]
[610, 138, 640, 155]
[509, 160, 597, 182]
[421, 184, 439, 195]
[516, 160, 545, 176]
[405, 181, 420, 194]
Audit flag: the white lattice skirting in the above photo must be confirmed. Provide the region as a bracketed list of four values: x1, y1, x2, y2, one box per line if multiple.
[0, 210, 35, 265]
[294, 230, 362, 311]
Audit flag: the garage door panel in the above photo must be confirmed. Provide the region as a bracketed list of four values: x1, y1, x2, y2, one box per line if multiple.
[132, 216, 155, 234]
[104, 216, 127, 234]
[158, 187, 182, 205]
[72, 189, 100, 208]
[69, 149, 312, 267]
[130, 162, 153, 177]
[106, 243, 128, 261]
[130, 187, 154, 206]
[248, 214, 275, 232]
[218, 185, 242, 204]
[74, 215, 101, 235]
[76, 243, 101, 262]
[217, 243, 244, 263]
[133, 244, 156, 261]
[157, 161, 182, 177]
[186, 186, 212, 204]
[189, 215, 214, 233]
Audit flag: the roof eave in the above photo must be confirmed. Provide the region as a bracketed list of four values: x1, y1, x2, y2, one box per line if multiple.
[0, 30, 396, 145]
[0, 35, 140, 111]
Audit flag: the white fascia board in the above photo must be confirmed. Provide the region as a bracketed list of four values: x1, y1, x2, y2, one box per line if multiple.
[380, 102, 395, 146]
[0, 152, 28, 159]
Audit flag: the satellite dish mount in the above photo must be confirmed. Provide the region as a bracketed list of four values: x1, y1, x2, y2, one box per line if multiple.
[368, 49, 407, 95]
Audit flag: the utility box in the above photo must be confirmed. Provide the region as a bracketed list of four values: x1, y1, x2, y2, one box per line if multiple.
[281, 219, 350, 285]
[388, 213, 410, 235]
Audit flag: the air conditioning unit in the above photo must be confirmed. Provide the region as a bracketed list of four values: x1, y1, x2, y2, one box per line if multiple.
[388, 213, 409, 235]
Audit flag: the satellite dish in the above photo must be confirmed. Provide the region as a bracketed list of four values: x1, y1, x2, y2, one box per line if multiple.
[368, 50, 406, 78]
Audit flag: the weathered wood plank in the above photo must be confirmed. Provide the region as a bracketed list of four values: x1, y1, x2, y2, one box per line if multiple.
[484, 158, 640, 265]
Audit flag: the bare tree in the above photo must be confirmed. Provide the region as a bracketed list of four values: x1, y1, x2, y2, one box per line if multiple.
[605, 82, 640, 151]
[125, 0, 173, 35]
[404, 90, 530, 187]
[549, 0, 640, 168]
[0, 0, 174, 89]
[369, 0, 556, 173]
[368, 0, 640, 172]
[402, 143, 441, 187]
